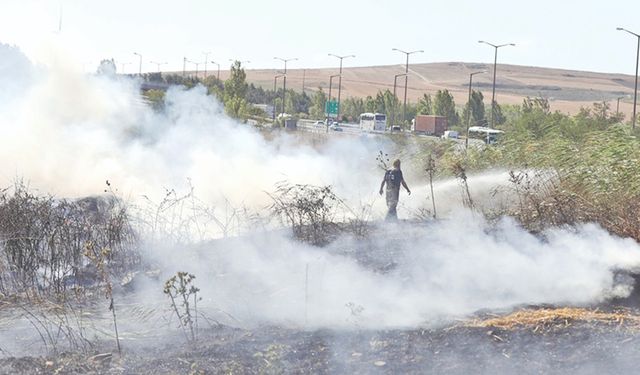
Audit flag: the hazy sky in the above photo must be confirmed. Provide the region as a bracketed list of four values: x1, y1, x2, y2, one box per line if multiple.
[2, 0, 640, 75]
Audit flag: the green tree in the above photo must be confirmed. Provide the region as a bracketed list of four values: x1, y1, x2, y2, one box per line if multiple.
[462, 90, 486, 127]
[309, 88, 327, 119]
[433, 89, 459, 127]
[341, 97, 365, 122]
[375, 90, 399, 120]
[224, 61, 248, 100]
[225, 96, 247, 118]
[417, 94, 433, 115]
[364, 96, 376, 113]
[493, 101, 506, 126]
[223, 61, 249, 119]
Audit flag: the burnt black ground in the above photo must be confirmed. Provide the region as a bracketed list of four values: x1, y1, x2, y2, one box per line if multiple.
[3, 223, 639, 374]
[1, 320, 639, 375]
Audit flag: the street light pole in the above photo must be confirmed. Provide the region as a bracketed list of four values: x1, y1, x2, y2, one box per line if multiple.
[133, 52, 142, 75]
[119, 61, 131, 75]
[150, 61, 167, 73]
[478, 41, 515, 128]
[328, 74, 341, 123]
[328, 53, 355, 121]
[392, 48, 423, 126]
[183, 57, 187, 78]
[187, 60, 200, 79]
[210, 61, 221, 80]
[274, 57, 298, 117]
[273, 74, 285, 122]
[466, 71, 486, 150]
[203, 51, 211, 78]
[393, 73, 408, 129]
[617, 27, 640, 130]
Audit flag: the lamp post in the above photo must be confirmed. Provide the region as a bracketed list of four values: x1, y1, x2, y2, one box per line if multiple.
[392, 48, 423, 125]
[183, 57, 187, 78]
[187, 59, 200, 79]
[478, 41, 515, 128]
[617, 27, 640, 129]
[203, 51, 211, 78]
[119, 61, 131, 75]
[466, 71, 486, 150]
[393, 73, 408, 128]
[274, 57, 298, 117]
[328, 74, 341, 124]
[210, 61, 221, 80]
[273, 74, 285, 122]
[133, 52, 142, 75]
[328, 53, 355, 121]
[150, 61, 167, 73]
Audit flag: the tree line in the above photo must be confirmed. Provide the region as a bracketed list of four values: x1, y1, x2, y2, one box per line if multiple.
[133, 60, 584, 132]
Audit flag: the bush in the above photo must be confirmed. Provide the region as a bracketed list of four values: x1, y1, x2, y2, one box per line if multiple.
[0, 182, 139, 298]
[268, 183, 344, 246]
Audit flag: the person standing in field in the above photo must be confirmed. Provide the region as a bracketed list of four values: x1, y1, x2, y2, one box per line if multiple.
[379, 159, 411, 220]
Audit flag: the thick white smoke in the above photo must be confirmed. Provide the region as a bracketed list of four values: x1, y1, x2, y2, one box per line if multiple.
[2, 42, 640, 335]
[148, 211, 640, 329]
[0, 43, 385, 209]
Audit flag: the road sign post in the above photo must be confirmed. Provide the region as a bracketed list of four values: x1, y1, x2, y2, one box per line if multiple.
[325, 100, 339, 118]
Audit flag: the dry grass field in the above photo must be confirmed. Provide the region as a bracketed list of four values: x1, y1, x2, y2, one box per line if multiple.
[190, 62, 637, 117]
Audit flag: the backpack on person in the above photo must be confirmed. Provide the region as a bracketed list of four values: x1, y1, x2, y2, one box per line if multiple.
[384, 169, 402, 189]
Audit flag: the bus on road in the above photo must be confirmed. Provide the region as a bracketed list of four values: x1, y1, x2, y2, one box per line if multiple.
[359, 113, 387, 132]
[468, 126, 504, 144]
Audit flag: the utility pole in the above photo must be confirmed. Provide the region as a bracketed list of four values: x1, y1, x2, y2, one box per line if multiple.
[133, 52, 142, 75]
[187, 60, 200, 79]
[393, 73, 407, 129]
[203, 51, 211, 78]
[274, 57, 298, 117]
[478, 41, 515, 128]
[150, 61, 167, 72]
[328, 54, 355, 121]
[328, 74, 341, 124]
[392, 48, 423, 126]
[119, 61, 131, 75]
[183, 57, 187, 78]
[210, 61, 221, 80]
[466, 71, 486, 151]
[273, 74, 285, 122]
[617, 27, 640, 129]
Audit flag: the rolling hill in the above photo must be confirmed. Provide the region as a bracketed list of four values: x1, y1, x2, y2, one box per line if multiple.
[192, 62, 637, 117]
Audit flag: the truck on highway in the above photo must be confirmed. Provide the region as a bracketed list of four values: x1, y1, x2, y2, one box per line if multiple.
[412, 115, 448, 136]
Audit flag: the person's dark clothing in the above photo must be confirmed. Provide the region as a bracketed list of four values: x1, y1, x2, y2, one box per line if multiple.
[384, 169, 403, 220]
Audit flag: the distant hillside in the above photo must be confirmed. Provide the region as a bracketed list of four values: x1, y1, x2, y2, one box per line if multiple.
[189, 62, 637, 116]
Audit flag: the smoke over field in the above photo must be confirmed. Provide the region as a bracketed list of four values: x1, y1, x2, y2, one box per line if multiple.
[2, 42, 640, 374]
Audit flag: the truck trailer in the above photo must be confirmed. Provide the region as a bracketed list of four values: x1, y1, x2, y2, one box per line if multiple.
[412, 115, 448, 136]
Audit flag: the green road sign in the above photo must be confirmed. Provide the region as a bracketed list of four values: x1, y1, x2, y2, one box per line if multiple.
[325, 100, 339, 116]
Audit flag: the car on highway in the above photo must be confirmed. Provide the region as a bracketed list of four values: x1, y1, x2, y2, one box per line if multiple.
[313, 121, 325, 127]
[329, 124, 343, 132]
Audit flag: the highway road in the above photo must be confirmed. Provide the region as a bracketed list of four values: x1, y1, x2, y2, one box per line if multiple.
[295, 119, 487, 149]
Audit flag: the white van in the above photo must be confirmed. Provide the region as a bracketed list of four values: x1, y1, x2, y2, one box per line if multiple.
[442, 130, 459, 139]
